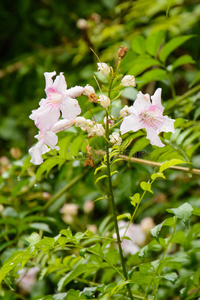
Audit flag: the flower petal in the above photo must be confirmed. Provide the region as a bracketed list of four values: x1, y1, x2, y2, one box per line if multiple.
[133, 91, 151, 113]
[44, 131, 58, 149]
[146, 127, 164, 147]
[44, 71, 56, 92]
[30, 105, 60, 131]
[52, 72, 67, 95]
[66, 86, 84, 98]
[120, 115, 143, 135]
[29, 142, 50, 165]
[60, 96, 81, 120]
[158, 115, 175, 133]
[151, 88, 164, 112]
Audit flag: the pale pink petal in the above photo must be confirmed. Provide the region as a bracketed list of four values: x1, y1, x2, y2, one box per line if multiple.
[44, 131, 58, 149]
[133, 92, 151, 113]
[146, 127, 164, 147]
[51, 119, 75, 133]
[44, 71, 56, 92]
[30, 105, 60, 131]
[38, 98, 47, 107]
[52, 72, 67, 95]
[29, 142, 50, 165]
[66, 86, 85, 98]
[151, 88, 164, 112]
[158, 115, 175, 133]
[60, 97, 81, 120]
[120, 115, 143, 135]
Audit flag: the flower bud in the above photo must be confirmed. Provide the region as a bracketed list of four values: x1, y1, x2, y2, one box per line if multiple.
[83, 84, 95, 97]
[109, 132, 122, 146]
[60, 203, 79, 216]
[121, 75, 136, 87]
[103, 116, 114, 127]
[93, 124, 105, 136]
[87, 224, 97, 234]
[98, 95, 110, 108]
[120, 105, 129, 117]
[118, 45, 128, 59]
[97, 63, 110, 76]
[75, 117, 87, 129]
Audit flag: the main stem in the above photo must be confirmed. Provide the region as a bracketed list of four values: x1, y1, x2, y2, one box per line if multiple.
[105, 131, 133, 300]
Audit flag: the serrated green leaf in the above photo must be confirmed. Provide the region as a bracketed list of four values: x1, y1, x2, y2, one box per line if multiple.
[159, 159, 186, 172]
[172, 55, 195, 70]
[159, 35, 195, 63]
[166, 202, 193, 226]
[151, 221, 164, 241]
[140, 182, 153, 194]
[104, 249, 119, 265]
[36, 157, 63, 179]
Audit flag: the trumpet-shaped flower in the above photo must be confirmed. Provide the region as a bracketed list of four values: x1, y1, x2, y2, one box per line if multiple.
[120, 88, 175, 147]
[30, 72, 83, 131]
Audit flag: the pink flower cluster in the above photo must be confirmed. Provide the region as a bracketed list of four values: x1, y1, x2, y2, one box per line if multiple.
[29, 72, 84, 165]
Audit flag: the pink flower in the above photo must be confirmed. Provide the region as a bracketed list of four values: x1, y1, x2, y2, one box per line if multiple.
[30, 72, 83, 131]
[120, 88, 175, 147]
[29, 130, 59, 165]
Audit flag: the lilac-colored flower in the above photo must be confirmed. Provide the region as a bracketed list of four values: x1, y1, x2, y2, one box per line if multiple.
[29, 130, 59, 165]
[120, 88, 175, 147]
[30, 72, 83, 131]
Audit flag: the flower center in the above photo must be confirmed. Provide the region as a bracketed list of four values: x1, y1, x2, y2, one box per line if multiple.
[140, 110, 162, 129]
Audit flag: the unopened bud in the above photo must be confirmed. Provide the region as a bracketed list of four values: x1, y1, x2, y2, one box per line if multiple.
[118, 45, 128, 59]
[98, 94, 110, 108]
[83, 200, 94, 214]
[10, 147, 21, 159]
[121, 75, 136, 87]
[120, 105, 129, 117]
[93, 124, 105, 137]
[109, 132, 122, 146]
[97, 63, 110, 76]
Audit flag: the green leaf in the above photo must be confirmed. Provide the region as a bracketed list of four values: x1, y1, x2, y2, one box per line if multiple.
[159, 35, 195, 63]
[166, 0, 172, 16]
[57, 262, 97, 291]
[121, 87, 138, 100]
[25, 232, 41, 245]
[95, 174, 108, 184]
[36, 157, 64, 179]
[162, 272, 178, 284]
[192, 207, 200, 217]
[166, 202, 193, 226]
[104, 249, 119, 265]
[129, 136, 150, 158]
[146, 31, 165, 57]
[151, 172, 166, 181]
[130, 193, 140, 206]
[140, 182, 153, 194]
[190, 70, 200, 88]
[171, 55, 195, 70]
[129, 56, 161, 76]
[117, 213, 131, 220]
[131, 36, 146, 54]
[29, 222, 52, 233]
[58, 135, 73, 158]
[159, 159, 187, 172]
[137, 69, 168, 88]
[170, 231, 186, 246]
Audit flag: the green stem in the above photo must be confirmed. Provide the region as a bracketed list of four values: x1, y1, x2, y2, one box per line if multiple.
[105, 59, 134, 300]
